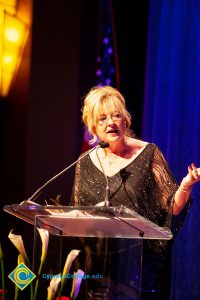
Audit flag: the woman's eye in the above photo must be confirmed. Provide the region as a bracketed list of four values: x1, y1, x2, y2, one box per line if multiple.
[99, 117, 106, 122]
[112, 113, 122, 119]
[113, 113, 120, 117]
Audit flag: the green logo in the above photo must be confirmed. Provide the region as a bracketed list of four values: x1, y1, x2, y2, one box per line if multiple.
[8, 263, 36, 290]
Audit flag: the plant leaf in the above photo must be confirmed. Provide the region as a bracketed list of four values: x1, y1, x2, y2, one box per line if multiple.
[8, 230, 29, 265]
[47, 275, 61, 300]
[70, 269, 84, 300]
[37, 228, 49, 264]
[60, 249, 80, 296]
[0, 242, 4, 260]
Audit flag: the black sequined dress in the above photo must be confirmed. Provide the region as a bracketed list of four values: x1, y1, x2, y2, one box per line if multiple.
[70, 143, 184, 299]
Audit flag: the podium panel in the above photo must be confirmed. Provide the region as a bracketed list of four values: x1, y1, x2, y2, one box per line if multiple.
[4, 204, 172, 239]
[34, 217, 143, 300]
[4, 203, 172, 299]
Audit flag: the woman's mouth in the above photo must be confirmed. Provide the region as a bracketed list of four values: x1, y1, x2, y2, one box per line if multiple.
[106, 129, 119, 134]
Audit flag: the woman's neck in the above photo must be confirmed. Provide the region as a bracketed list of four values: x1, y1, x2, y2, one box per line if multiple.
[104, 137, 130, 157]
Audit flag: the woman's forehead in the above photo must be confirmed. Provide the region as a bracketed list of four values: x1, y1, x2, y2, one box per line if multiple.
[96, 100, 121, 115]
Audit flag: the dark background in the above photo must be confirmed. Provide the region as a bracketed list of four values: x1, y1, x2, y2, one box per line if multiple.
[2, 1, 200, 300]
[1, 0, 149, 208]
[0, 0, 149, 298]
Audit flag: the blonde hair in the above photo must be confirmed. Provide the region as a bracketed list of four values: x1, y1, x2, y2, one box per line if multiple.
[82, 85, 132, 144]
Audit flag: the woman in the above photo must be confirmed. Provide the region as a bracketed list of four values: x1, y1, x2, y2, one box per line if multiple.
[71, 85, 200, 300]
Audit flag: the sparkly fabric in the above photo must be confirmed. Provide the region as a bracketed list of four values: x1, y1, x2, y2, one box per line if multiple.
[70, 143, 185, 297]
[71, 143, 178, 222]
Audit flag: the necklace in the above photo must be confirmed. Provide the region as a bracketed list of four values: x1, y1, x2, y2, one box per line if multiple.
[97, 146, 132, 168]
[107, 158, 115, 166]
[103, 153, 121, 167]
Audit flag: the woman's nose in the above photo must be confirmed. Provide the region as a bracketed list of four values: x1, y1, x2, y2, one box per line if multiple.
[107, 115, 114, 124]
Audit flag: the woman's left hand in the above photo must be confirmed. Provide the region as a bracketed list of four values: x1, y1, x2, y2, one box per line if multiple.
[184, 163, 200, 187]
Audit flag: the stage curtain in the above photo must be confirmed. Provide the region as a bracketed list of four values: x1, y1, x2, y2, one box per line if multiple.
[142, 1, 200, 299]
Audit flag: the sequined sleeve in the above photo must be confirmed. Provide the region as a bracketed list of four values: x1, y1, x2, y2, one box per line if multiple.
[152, 145, 179, 213]
[152, 145, 191, 234]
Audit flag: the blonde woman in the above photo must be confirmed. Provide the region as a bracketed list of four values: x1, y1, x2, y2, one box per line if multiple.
[71, 85, 200, 300]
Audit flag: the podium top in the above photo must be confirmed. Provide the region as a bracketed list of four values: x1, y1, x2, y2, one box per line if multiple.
[4, 203, 172, 240]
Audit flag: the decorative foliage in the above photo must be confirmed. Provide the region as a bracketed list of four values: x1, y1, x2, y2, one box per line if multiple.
[1, 229, 84, 300]
[8, 230, 29, 266]
[70, 269, 85, 300]
[47, 275, 61, 300]
[8, 230, 34, 300]
[59, 250, 81, 298]
[34, 228, 50, 300]
[37, 228, 49, 269]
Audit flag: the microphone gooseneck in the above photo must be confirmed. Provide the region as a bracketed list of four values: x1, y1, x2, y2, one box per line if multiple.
[23, 141, 109, 204]
[96, 146, 110, 208]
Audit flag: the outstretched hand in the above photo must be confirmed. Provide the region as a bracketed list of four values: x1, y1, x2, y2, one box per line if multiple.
[184, 163, 200, 188]
[175, 163, 200, 214]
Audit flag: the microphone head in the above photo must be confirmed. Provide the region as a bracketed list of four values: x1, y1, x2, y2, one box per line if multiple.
[98, 141, 110, 148]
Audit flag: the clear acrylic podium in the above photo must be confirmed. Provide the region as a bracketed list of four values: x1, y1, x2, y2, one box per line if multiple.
[4, 203, 172, 300]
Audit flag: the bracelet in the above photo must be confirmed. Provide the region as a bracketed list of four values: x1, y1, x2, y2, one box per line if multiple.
[180, 179, 192, 193]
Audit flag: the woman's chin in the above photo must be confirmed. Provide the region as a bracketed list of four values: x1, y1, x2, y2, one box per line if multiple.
[106, 134, 120, 142]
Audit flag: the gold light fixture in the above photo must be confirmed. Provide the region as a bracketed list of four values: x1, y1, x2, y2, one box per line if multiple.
[0, 0, 28, 97]
[0, 0, 17, 14]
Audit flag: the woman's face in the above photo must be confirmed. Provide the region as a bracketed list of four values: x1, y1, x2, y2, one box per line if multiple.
[95, 110, 126, 145]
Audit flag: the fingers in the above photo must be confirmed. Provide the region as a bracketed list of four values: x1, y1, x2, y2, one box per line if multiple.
[188, 163, 200, 181]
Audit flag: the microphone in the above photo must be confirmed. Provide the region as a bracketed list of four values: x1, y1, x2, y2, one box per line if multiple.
[21, 141, 109, 205]
[120, 168, 131, 183]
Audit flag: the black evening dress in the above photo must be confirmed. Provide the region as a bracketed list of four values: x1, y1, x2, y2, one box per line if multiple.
[70, 143, 187, 300]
